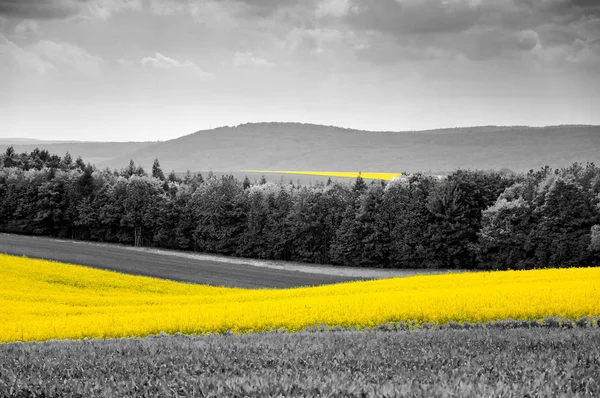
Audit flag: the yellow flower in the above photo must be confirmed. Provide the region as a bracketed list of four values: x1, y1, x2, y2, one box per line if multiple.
[1, 254, 599, 342]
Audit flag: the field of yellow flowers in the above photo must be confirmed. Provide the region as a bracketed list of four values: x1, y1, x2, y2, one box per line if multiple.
[1, 253, 599, 343]
[242, 170, 404, 180]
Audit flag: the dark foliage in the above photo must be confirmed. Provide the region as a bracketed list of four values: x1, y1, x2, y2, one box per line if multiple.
[1, 148, 599, 269]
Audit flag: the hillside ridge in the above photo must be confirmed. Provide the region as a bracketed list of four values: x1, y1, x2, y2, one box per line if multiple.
[1, 122, 599, 174]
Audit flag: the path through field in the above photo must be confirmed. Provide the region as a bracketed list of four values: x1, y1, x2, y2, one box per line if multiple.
[0, 234, 447, 288]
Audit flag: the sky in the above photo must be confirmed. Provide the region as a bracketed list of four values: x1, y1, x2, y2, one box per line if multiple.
[1, 0, 600, 142]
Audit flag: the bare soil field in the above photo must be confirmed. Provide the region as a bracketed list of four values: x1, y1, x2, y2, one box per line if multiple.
[0, 233, 356, 288]
[0, 233, 449, 287]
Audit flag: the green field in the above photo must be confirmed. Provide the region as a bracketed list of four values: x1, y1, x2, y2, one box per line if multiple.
[2, 327, 598, 397]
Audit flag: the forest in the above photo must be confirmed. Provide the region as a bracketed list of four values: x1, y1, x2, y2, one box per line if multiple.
[1, 146, 599, 270]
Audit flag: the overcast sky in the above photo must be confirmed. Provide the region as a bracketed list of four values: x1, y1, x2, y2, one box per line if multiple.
[1, 0, 599, 141]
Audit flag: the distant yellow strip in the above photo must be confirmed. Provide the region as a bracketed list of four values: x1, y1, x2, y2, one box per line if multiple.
[242, 170, 403, 180]
[2, 254, 600, 342]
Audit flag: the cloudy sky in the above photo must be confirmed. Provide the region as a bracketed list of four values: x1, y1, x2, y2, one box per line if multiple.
[1, 0, 599, 141]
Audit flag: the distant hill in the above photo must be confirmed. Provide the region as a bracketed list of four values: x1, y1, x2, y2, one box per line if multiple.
[102, 123, 600, 174]
[0, 142, 156, 168]
[2, 123, 599, 173]
[0, 138, 75, 145]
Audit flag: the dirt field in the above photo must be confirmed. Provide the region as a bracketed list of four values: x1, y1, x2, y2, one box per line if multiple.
[0, 233, 454, 288]
[0, 233, 359, 288]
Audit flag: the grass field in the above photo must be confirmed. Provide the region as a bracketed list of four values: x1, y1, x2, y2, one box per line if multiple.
[2, 253, 600, 343]
[1, 328, 599, 397]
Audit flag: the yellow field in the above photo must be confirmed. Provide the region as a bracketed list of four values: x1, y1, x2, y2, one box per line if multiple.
[242, 170, 403, 180]
[1, 254, 599, 343]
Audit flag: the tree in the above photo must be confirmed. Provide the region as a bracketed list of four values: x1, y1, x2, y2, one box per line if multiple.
[531, 176, 598, 267]
[152, 159, 165, 181]
[290, 186, 340, 264]
[478, 193, 535, 269]
[183, 170, 193, 185]
[242, 176, 251, 190]
[330, 204, 362, 266]
[263, 186, 295, 261]
[32, 170, 71, 236]
[387, 175, 438, 268]
[75, 156, 86, 171]
[427, 171, 513, 269]
[61, 152, 73, 170]
[237, 184, 270, 257]
[173, 186, 196, 250]
[192, 175, 246, 254]
[590, 225, 600, 252]
[330, 180, 366, 266]
[355, 184, 389, 267]
[121, 176, 163, 246]
[2, 147, 15, 168]
[167, 170, 179, 183]
[352, 174, 367, 196]
[121, 160, 146, 178]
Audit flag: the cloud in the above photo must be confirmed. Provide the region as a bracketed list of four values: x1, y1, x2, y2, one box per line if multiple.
[141, 52, 194, 69]
[141, 52, 210, 78]
[0, 0, 155, 21]
[234, 51, 275, 68]
[14, 19, 40, 35]
[315, 0, 352, 18]
[85, 0, 143, 20]
[229, 0, 306, 17]
[0, 32, 55, 72]
[285, 27, 347, 55]
[1, 16, 103, 74]
[29, 40, 104, 75]
[0, 0, 80, 19]
[327, 0, 600, 68]
[116, 57, 132, 66]
[343, 0, 600, 37]
[2, 0, 598, 84]
[346, 0, 482, 35]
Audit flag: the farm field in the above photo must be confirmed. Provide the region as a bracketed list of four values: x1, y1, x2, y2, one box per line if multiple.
[2, 253, 599, 343]
[1, 328, 599, 397]
[242, 169, 404, 180]
[0, 233, 359, 288]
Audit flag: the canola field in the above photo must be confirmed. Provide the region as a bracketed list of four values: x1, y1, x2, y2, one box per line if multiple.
[241, 170, 404, 180]
[1, 253, 600, 343]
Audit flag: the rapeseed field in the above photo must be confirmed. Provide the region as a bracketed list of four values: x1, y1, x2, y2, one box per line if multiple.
[242, 170, 403, 180]
[1, 253, 599, 342]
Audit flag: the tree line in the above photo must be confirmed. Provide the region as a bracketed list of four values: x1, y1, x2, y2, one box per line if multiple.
[1, 147, 599, 269]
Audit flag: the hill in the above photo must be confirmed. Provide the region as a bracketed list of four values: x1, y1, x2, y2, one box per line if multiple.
[0, 138, 71, 145]
[0, 142, 156, 168]
[105, 123, 600, 174]
[2, 123, 599, 173]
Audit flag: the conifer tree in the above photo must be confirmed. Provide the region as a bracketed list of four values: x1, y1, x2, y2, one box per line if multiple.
[61, 152, 73, 170]
[2, 146, 15, 168]
[75, 156, 86, 171]
[152, 159, 165, 181]
[353, 174, 367, 195]
[243, 176, 251, 189]
[168, 170, 178, 183]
